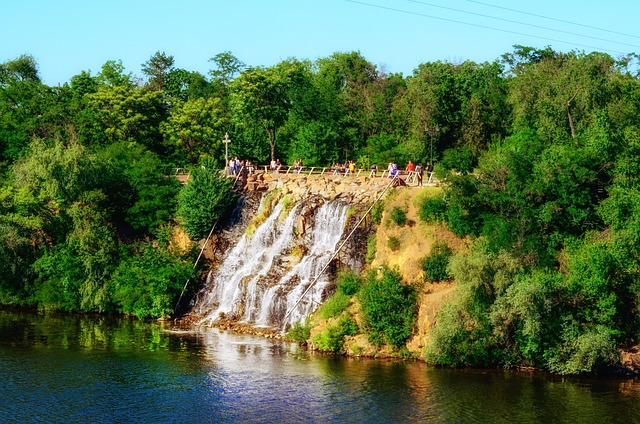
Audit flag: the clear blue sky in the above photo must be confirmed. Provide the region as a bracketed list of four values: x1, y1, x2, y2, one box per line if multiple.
[3, 0, 640, 86]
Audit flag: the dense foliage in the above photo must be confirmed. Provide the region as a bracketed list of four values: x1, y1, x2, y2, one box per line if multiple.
[2, 46, 640, 372]
[419, 48, 640, 374]
[359, 267, 417, 348]
[420, 241, 452, 282]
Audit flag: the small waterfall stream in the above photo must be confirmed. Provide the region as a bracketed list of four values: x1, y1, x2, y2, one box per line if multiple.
[193, 197, 349, 331]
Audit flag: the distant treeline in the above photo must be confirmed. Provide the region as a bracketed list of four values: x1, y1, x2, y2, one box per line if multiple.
[2, 46, 640, 374]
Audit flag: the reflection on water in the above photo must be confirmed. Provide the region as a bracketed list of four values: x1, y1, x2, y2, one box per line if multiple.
[1, 309, 639, 423]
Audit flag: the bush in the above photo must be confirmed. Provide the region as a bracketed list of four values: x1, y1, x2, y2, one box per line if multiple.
[317, 291, 351, 319]
[418, 197, 447, 223]
[387, 236, 401, 251]
[286, 320, 311, 345]
[423, 300, 494, 366]
[109, 243, 193, 319]
[371, 201, 384, 225]
[547, 324, 619, 375]
[312, 315, 359, 353]
[390, 206, 407, 226]
[420, 242, 452, 282]
[336, 270, 362, 296]
[359, 267, 417, 348]
[366, 234, 377, 264]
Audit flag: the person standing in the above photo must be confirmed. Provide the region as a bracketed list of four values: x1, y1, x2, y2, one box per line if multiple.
[406, 161, 415, 183]
[415, 163, 424, 187]
[426, 162, 434, 184]
[370, 163, 378, 176]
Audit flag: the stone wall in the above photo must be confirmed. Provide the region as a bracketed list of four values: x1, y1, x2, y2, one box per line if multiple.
[239, 170, 404, 204]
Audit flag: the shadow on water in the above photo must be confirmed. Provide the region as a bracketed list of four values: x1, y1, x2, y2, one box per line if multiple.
[1, 308, 639, 423]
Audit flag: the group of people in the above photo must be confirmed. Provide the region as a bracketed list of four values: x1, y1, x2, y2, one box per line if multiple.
[408, 161, 434, 186]
[268, 158, 305, 174]
[231, 157, 434, 184]
[331, 160, 357, 176]
[269, 158, 283, 172]
[379, 160, 434, 186]
[228, 157, 256, 175]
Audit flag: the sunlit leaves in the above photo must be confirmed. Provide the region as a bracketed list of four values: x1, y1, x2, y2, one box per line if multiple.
[160, 97, 226, 163]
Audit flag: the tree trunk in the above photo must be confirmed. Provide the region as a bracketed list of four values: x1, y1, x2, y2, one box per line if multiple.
[567, 89, 580, 139]
[265, 124, 276, 162]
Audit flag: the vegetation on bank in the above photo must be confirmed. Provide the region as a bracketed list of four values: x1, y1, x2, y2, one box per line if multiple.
[2, 46, 640, 374]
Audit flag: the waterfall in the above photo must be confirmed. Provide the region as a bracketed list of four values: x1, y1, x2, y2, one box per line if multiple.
[194, 198, 349, 331]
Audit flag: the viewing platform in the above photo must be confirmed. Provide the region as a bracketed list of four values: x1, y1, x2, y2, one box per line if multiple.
[169, 164, 439, 205]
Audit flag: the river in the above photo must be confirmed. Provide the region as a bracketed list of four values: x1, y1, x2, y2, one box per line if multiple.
[1, 309, 638, 423]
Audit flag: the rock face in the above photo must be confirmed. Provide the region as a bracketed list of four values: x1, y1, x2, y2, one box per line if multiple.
[238, 170, 404, 204]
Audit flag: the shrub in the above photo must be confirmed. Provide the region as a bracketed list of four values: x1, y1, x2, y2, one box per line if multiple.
[387, 236, 401, 251]
[420, 242, 452, 282]
[423, 300, 494, 366]
[336, 270, 362, 296]
[286, 320, 311, 345]
[390, 206, 407, 226]
[312, 315, 359, 353]
[317, 291, 351, 319]
[109, 243, 193, 319]
[371, 201, 384, 225]
[546, 324, 619, 375]
[366, 234, 377, 264]
[418, 197, 447, 223]
[359, 267, 417, 348]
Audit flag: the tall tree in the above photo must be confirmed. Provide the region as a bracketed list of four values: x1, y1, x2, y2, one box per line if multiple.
[97, 60, 135, 87]
[209, 51, 245, 88]
[141, 51, 175, 91]
[230, 59, 307, 162]
[160, 97, 227, 163]
[86, 85, 165, 152]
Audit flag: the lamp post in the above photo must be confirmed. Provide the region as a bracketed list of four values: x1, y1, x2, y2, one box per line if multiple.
[223, 132, 231, 175]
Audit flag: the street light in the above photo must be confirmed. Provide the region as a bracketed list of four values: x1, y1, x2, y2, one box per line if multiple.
[223, 132, 231, 175]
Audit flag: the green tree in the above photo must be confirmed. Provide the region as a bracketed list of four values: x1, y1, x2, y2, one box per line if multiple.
[109, 242, 193, 319]
[177, 159, 235, 240]
[97, 60, 135, 87]
[359, 266, 417, 348]
[164, 68, 212, 102]
[230, 60, 310, 162]
[87, 84, 166, 153]
[209, 51, 245, 93]
[97, 141, 179, 233]
[0, 55, 53, 162]
[141, 51, 175, 91]
[160, 97, 226, 163]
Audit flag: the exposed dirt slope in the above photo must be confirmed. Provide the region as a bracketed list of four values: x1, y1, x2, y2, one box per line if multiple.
[310, 186, 469, 357]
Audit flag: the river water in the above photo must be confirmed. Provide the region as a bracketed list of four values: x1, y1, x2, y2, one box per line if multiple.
[1, 309, 639, 423]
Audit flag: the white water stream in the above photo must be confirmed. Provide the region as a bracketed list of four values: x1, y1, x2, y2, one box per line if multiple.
[194, 199, 349, 330]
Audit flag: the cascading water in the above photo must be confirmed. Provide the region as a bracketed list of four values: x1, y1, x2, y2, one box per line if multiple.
[193, 197, 349, 331]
